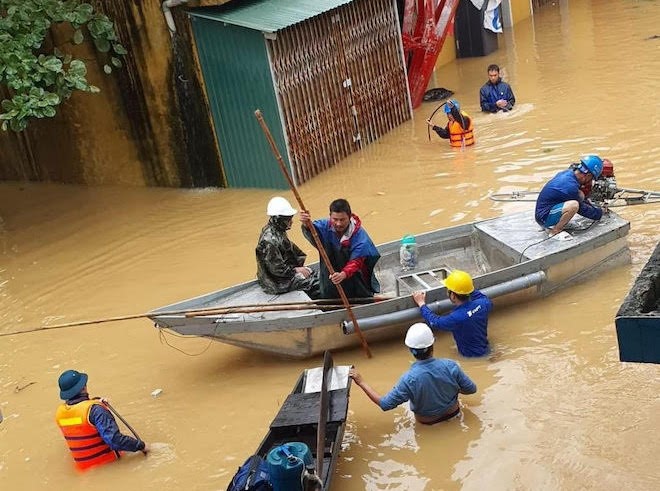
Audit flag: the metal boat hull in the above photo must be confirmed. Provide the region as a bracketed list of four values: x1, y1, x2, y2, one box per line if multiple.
[149, 211, 630, 358]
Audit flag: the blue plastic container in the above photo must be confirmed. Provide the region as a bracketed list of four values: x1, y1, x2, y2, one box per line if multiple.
[266, 442, 313, 491]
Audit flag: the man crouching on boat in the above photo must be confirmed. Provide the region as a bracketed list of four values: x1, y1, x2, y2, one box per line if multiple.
[534, 155, 607, 238]
[300, 198, 380, 299]
[256, 197, 320, 299]
[350, 323, 476, 424]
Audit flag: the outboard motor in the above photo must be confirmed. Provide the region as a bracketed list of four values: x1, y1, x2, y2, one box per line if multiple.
[590, 159, 618, 204]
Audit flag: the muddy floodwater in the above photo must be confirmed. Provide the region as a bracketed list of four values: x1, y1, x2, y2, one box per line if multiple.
[1, 2, 659, 490]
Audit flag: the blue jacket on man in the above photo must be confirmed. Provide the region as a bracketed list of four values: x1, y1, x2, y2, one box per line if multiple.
[535, 169, 603, 226]
[480, 80, 515, 112]
[419, 290, 492, 357]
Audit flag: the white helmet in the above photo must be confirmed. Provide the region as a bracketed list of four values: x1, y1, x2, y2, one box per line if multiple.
[405, 323, 434, 349]
[266, 197, 297, 216]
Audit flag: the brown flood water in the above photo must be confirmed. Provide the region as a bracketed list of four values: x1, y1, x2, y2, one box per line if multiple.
[2, 2, 660, 490]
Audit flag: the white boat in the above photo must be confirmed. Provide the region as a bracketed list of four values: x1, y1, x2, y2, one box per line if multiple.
[149, 210, 630, 358]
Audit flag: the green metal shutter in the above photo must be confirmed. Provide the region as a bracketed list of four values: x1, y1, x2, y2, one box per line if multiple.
[191, 17, 289, 189]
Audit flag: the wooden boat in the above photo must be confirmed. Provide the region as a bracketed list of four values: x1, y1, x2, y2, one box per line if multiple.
[149, 210, 630, 358]
[249, 351, 350, 490]
[615, 242, 660, 364]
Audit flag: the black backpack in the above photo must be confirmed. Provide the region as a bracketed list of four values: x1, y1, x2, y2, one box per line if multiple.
[226, 454, 272, 491]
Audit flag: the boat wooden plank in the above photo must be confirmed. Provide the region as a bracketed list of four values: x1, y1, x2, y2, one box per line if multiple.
[271, 389, 349, 428]
[245, 353, 350, 490]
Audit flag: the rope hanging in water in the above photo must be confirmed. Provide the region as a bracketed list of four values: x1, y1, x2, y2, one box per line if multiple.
[426, 101, 447, 141]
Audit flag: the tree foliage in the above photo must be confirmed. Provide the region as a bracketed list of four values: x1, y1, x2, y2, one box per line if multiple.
[0, 0, 127, 131]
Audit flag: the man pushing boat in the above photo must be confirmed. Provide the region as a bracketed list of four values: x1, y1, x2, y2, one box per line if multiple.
[412, 270, 492, 358]
[350, 323, 477, 424]
[300, 198, 380, 299]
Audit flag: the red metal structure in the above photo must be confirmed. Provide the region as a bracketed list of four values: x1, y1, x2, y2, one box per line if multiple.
[402, 0, 460, 108]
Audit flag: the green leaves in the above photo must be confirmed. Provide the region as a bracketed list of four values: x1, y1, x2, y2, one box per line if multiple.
[41, 57, 63, 72]
[0, 0, 129, 131]
[73, 29, 84, 44]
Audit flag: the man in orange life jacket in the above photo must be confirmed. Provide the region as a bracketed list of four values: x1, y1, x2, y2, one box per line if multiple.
[55, 370, 149, 471]
[426, 99, 475, 148]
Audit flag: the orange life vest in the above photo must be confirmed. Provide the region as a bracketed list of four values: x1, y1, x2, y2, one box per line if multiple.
[448, 111, 475, 148]
[55, 399, 119, 471]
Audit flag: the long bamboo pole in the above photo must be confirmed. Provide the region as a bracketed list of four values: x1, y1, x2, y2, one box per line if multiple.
[184, 304, 344, 317]
[0, 296, 393, 338]
[254, 109, 373, 358]
[0, 303, 343, 338]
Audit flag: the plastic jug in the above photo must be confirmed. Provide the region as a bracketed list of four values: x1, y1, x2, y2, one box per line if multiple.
[267, 442, 313, 491]
[400, 234, 418, 271]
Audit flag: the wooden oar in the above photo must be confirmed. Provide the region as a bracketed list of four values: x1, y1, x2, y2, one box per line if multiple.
[316, 350, 333, 480]
[255, 109, 373, 358]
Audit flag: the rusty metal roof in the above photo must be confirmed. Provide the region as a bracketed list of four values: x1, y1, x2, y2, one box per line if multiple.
[189, 0, 353, 33]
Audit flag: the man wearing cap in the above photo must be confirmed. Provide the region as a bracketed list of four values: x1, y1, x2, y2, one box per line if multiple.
[412, 270, 492, 357]
[534, 155, 607, 237]
[350, 323, 477, 424]
[55, 370, 149, 471]
[256, 196, 320, 299]
[426, 99, 475, 148]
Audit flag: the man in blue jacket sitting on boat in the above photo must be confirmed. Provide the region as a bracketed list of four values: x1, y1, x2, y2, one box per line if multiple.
[534, 155, 607, 237]
[412, 270, 492, 357]
[300, 198, 380, 299]
[350, 323, 477, 424]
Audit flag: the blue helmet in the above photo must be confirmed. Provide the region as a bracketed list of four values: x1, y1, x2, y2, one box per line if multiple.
[444, 99, 460, 114]
[578, 155, 604, 179]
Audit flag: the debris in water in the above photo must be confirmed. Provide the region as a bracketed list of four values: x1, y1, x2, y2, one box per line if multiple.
[151, 389, 163, 398]
[423, 87, 454, 102]
[15, 381, 36, 393]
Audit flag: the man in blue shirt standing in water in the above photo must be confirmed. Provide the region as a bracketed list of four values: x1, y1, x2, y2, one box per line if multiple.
[350, 323, 477, 424]
[480, 64, 516, 112]
[412, 270, 492, 357]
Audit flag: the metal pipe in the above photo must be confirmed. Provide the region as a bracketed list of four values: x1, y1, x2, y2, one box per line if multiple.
[342, 271, 546, 334]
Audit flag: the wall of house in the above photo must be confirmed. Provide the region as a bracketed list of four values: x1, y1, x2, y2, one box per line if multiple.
[0, 0, 223, 187]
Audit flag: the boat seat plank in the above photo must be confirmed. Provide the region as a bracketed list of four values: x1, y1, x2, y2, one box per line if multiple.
[270, 389, 349, 428]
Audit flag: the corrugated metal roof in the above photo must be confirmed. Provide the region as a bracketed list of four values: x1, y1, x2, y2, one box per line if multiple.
[189, 0, 353, 33]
